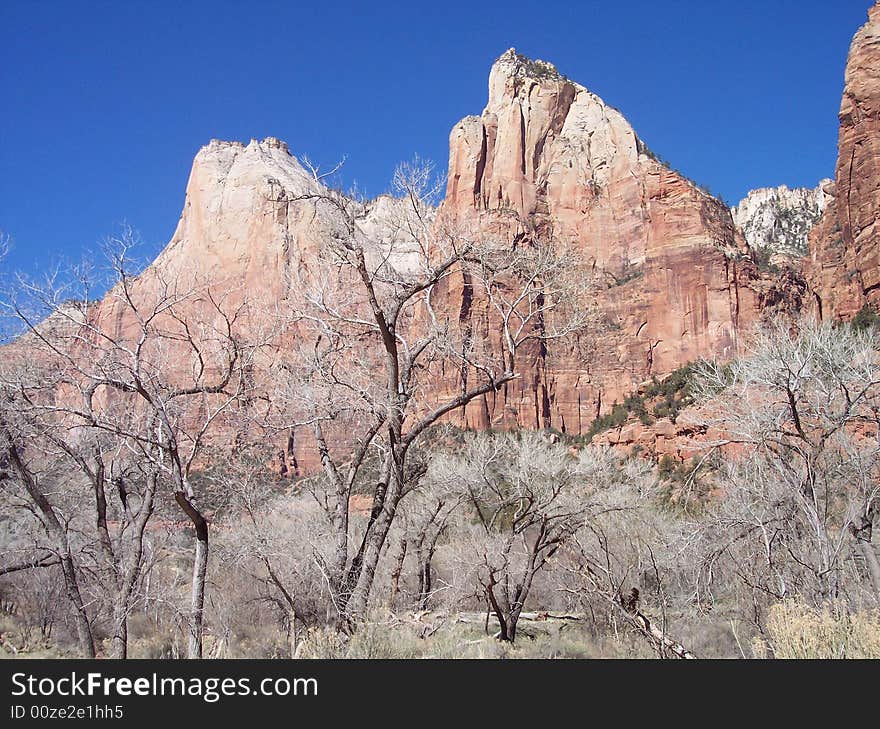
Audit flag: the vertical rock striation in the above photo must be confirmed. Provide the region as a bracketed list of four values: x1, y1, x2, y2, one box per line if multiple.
[442, 49, 761, 433]
[807, 2, 880, 319]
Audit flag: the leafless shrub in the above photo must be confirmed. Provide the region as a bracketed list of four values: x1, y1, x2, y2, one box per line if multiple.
[688, 318, 880, 628]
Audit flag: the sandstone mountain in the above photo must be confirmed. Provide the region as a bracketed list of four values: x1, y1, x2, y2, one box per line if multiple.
[138, 136, 333, 301]
[435, 47, 779, 433]
[84, 51, 767, 445]
[34, 2, 880, 467]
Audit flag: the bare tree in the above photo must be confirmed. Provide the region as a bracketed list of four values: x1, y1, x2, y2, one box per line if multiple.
[0, 417, 98, 657]
[559, 457, 698, 658]
[269, 159, 594, 623]
[0, 233, 267, 657]
[212, 445, 331, 658]
[405, 468, 463, 611]
[437, 432, 615, 641]
[691, 319, 880, 611]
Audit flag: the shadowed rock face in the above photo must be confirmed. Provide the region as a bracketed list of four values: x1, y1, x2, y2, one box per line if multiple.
[807, 2, 880, 319]
[441, 48, 764, 433]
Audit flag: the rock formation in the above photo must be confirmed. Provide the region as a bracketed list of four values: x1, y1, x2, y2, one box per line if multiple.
[442, 49, 763, 433]
[807, 1, 880, 319]
[25, 0, 880, 468]
[77, 49, 775, 450]
[732, 182, 831, 262]
[146, 137, 331, 301]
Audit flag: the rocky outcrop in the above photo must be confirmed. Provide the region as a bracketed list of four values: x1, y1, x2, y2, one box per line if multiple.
[146, 137, 333, 302]
[58, 41, 861, 469]
[442, 49, 762, 433]
[732, 182, 831, 261]
[80, 51, 776, 451]
[143, 139, 428, 303]
[807, 2, 880, 319]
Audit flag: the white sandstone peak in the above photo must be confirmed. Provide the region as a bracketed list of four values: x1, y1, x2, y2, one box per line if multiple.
[732, 180, 832, 258]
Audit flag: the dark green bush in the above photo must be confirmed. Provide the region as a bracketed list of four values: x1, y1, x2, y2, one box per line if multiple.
[586, 363, 700, 440]
[646, 363, 697, 423]
[851, 304, 880, 332]
[586, 403, 629, 440]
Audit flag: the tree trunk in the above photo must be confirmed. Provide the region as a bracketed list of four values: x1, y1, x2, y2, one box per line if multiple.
[288, 607, 298, 659]
[485, 580, 513, 642]
[108, 474, 157, 660]
[92, 458, 117, 588]
[345, 453, 404, 617]
[619, 603, 697, 659]
[58, 552, 97, 658]
[188, 532, 208, 659]
[417, 538, 440, 611]
[856, 540, 880, 602]
[347, 504, 396, 616]
[851, 512, 880, 602]
[175, 491, 209, 659]
[506, 607, 522, 642]
[388, 535, 407, 608]
[109, 604, 129, 660]
[417, 560, 430, 611]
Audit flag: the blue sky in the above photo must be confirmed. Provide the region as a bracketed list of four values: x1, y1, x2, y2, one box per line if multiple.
[0, 0, 873, 276]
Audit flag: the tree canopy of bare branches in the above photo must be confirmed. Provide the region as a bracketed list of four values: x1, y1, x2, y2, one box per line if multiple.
[691, 319, 880, 612]
[267, 159, 595, 622]
[0, 231, 270, 657]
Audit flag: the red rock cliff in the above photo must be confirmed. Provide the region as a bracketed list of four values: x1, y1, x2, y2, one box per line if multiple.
[53, 50, 794, 459]
[441, 49, 762, 433]
[807, 2, 880, 319]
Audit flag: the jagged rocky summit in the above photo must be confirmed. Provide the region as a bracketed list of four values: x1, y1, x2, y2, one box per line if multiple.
[732, 182, 832, 261]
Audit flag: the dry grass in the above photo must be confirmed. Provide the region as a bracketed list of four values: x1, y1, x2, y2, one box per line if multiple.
[754, 600, 880, 659]
[294, 617, 656, 659]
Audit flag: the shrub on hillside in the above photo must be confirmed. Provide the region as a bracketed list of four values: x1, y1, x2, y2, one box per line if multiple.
[851, 304, 880, 332]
